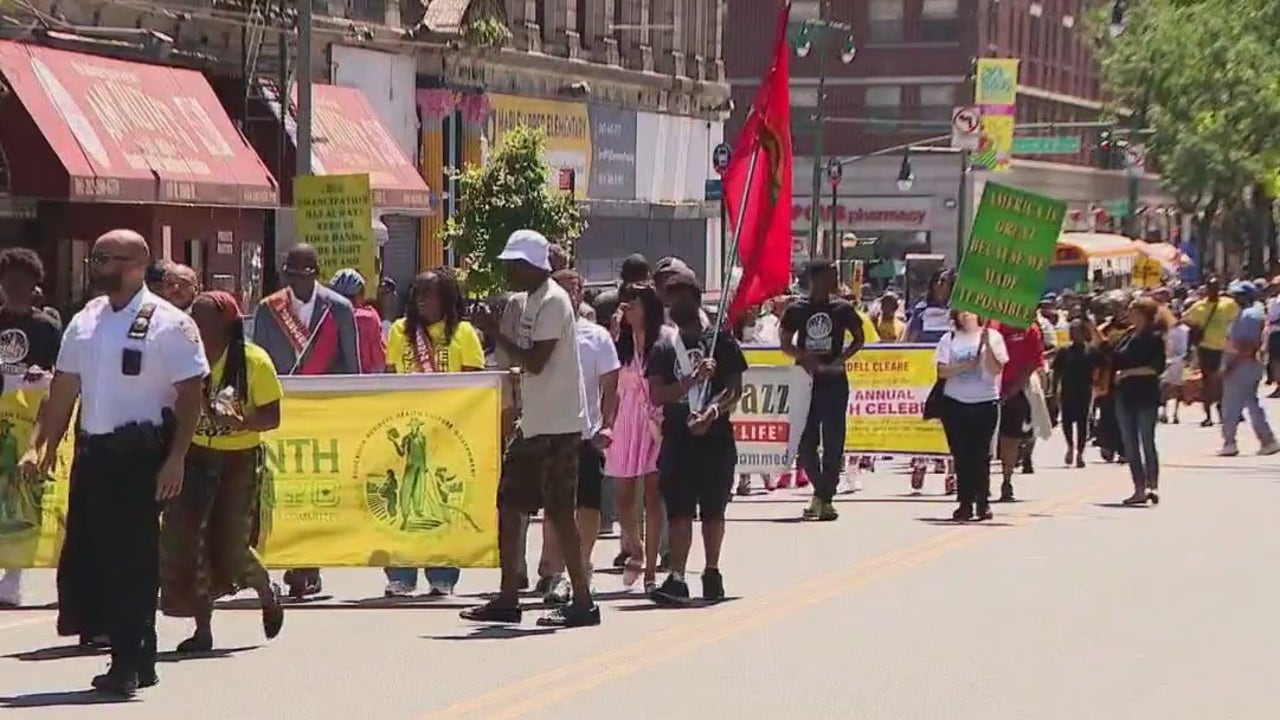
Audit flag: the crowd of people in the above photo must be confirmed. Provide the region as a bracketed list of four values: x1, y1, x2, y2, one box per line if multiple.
[0, 224, 1277, 698]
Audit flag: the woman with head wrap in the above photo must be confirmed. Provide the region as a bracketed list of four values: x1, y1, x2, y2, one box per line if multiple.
[159, 290, 285, 652]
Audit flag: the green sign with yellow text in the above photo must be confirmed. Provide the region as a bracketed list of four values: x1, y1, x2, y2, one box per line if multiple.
[951, 183, 1065, 328]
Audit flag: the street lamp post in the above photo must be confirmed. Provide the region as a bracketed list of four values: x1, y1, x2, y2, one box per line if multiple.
[791, 0, 856, 260]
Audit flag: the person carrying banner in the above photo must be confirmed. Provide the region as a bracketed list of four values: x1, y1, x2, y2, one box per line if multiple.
[781, 260, 865, 522]
[905, 269, 957, 494]
[158, 291, 285, 652]
[251, 244, 359, 599]
[21, 229, 208, 696]
[381, 267, 484, 597]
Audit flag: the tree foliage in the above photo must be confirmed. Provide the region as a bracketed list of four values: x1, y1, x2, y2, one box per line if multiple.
[1093, 0, 1280, 268]
[441, 126, 584, 295]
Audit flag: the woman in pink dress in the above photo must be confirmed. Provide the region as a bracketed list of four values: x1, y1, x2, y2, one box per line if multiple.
[605, 283, 667, 592]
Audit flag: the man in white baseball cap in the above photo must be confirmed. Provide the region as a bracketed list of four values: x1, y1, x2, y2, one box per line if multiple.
[465, 229, 597, 627]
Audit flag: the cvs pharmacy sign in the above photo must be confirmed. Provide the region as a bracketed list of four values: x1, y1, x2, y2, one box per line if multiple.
[791, 197, 932, 231]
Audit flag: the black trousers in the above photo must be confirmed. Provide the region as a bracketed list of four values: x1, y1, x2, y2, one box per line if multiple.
[797, 380, 849, 502]
[939, 397, 999, 509]
[75, 435, 165, 672]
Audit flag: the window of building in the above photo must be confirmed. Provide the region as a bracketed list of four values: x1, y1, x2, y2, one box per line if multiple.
[791, 0, 821, 21]
[918, 84, 957, 122]
[864, 84, 902, 129]
[920, 0, 959, 42]
[868, 0, 904, 43]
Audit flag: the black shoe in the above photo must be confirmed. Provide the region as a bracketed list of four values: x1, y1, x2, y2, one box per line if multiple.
[701, 569, 725, 602]
[175, 633, 213, 653]
[533, 576, 553, 595]
[459, 601, 523, 624]
[1020, 461, 1034, 475]
[657, 553, 671, 572]
[612, 551, 630, 569]
[952, 505, 974, 522]
[78, 634, 110, 650]
[975, 506, 994, 521]
[517, 573, 529, 591]
[997, 484, 1015, 503]
[535, 603, 601, 628]
[651, 575, 691, 606]
[91, 666, 139, 697]
[138, 668, 158, 689]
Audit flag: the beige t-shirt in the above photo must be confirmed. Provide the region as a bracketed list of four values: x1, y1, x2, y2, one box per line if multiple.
[512, 280, 586, 438]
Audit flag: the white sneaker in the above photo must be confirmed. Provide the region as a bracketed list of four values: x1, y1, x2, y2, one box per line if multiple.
[0, 569, 22, 607]
[1218, 444, 1240, 457]
[383, 580, 414, 598]
[1259, 441, 1280, 456]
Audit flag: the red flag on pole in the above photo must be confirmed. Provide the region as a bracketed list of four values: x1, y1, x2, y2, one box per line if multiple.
[725, 1, 794, 323]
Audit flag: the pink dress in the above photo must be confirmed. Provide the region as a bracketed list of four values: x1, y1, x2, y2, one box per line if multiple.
[605, 356, 662, 478]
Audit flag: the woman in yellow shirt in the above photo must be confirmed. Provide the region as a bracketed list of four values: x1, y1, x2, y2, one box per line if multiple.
[383, 268, 485, 597]
[159, 290, 284, 652]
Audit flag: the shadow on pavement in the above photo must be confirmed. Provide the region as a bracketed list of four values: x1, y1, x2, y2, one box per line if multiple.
[1092, 503, 1152, 510]
[156, 645, 259, 663]
[425, 626, 557, 641]
[5, 644, 106, 662]
[614, 597, 740, 611]
[0, 603, 58, 611]
[915, 518, 1017, 527]
[0, 690, 134, 708]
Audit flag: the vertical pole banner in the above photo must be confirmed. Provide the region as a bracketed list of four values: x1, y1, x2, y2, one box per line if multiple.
[972, 58, 1019, 173]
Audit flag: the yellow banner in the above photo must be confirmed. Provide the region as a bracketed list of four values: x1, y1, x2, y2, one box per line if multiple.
[743, 345, 948, 455]
[1132, 256, 1162, 289]
[975, 58, 1020, 105]
[0, 376, 502, 569]
[295, 173, 378, 299]
[487, 94, 591, 199]
[975, 113, 1015, 173]
[0, 385, 71, 568]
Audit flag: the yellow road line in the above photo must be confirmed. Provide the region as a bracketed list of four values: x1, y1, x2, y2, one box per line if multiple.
[422, 478, 1113, 720]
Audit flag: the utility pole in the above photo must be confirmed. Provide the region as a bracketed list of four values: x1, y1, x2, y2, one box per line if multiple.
[296, 0, 314, 178]
[790, 0, 855, 260]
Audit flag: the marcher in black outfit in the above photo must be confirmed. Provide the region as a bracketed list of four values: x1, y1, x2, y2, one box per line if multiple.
[21, 229, 209, 697]
[1052, 320, 1102, 468]
[780, 260, 865, 521]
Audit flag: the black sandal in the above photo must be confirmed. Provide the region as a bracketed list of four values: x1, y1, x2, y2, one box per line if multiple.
[262, 584, 284, 640]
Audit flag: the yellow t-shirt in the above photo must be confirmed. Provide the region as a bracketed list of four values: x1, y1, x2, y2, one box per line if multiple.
[194, 342, 284, 451]
[385, 318, 485, 374]
[1186, 297, 1239, 351]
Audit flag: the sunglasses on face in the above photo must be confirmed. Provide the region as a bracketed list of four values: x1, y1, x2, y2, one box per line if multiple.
[88, 252, 133, 266]
[283, 266, 317, 277]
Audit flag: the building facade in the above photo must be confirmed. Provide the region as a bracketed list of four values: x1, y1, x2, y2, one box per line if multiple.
[0, 0, 732, 299]
[726, 0, 1173, 266]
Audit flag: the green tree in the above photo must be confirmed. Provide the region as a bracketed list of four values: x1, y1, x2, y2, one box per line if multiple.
[441, 126, 583, 295]
[1093, 0, 1280, 270]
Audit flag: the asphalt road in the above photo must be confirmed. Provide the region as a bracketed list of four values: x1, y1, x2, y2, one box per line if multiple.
[2, 411, 1278, 720]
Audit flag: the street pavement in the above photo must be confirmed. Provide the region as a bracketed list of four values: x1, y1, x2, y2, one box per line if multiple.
[2, 408, 1279, 719]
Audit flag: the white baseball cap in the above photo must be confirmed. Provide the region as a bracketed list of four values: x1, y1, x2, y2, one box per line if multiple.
[497, 229, 551, 271]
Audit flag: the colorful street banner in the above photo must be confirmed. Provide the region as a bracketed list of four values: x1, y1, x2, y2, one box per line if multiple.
[951, 183, 1065, 328]
[294, 173, 378, 299]
[0, 373, 502, 569]
[974, 59, 1020, 105]
[743, 345, 948, 456]
[1132, 255, 1163, 289]
[734, 366, 812, 473]
[972, 58, 1019, 173]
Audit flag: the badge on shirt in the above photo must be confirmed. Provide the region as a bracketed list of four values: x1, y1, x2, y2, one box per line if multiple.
[805, 313, 834, 352]
[179, 317, 201, 344]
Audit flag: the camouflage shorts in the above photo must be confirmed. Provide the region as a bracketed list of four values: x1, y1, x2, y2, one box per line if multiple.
[496, 432, 580, 515]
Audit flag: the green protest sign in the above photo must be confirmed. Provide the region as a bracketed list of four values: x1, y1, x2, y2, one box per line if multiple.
[951, 183, 1065, 328]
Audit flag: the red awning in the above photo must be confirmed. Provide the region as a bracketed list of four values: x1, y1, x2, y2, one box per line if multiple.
[0, 41, 278, 206]
[258, 80, 430, 212]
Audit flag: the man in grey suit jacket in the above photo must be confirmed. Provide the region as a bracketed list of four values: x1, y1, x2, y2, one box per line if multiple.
[250, 244, 359, 599]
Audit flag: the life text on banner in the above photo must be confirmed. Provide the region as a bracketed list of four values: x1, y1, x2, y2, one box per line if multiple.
[0, 373, 503, 570]
[733, 366, 812, 474]
[744, 345, 949, 456]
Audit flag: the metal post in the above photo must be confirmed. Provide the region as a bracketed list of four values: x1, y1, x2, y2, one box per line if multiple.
[956, 150, 970, 262]
[830, 181, 838, 254]
[807, 0, 827, 259]
[296, 0, 314, 178]
[1125, 173, 1140, 238]
[719, 196, 728, 269]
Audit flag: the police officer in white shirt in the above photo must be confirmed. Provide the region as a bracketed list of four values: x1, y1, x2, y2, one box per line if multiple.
[21, 229, 209, 697]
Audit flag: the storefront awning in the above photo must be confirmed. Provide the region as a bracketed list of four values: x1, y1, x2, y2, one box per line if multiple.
[0, 41, 279, 206]
[257, 79, 430, 213]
